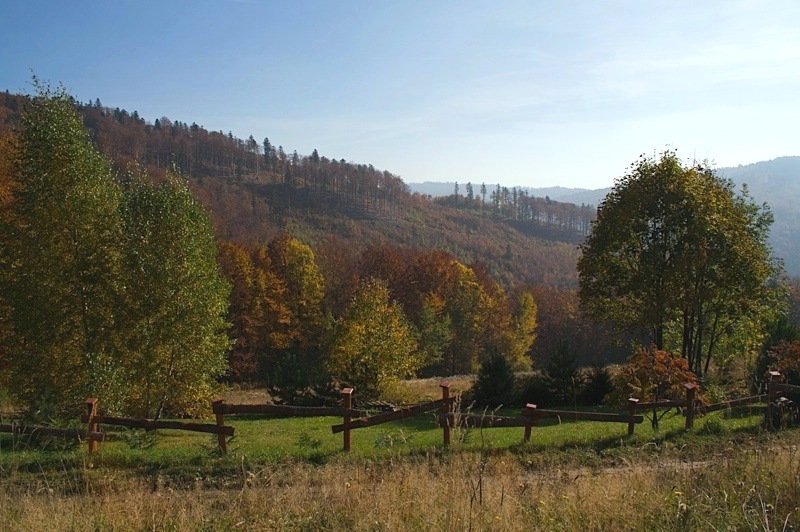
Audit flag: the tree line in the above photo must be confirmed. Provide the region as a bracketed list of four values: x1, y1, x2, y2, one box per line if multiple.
[437, 182, 595, 238]
[218, 237, 538, 401]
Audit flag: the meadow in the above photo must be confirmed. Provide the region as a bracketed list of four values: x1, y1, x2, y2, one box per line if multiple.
[2, 392, 798, 531]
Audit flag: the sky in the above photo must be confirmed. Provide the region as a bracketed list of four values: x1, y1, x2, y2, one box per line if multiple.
[2, 1, 799, 190]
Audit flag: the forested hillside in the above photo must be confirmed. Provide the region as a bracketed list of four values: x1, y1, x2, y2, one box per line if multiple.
[0, 92, 586, 289]
[0, 88, 635, 405]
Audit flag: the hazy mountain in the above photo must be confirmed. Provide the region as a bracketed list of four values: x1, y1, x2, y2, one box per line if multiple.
[548, 188, 610, 206]
[717, 156, 800, 277]
[410, 156, 800, 276]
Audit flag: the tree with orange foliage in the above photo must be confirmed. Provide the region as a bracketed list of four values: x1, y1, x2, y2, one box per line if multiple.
[607, 345, 700, 429]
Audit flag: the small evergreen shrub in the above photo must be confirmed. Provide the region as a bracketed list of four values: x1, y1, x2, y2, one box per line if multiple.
[544, 339, 583, 405]
[514, 373, 554, 407]
[468, 352, 515, 408]
[579, 364, 613, 406]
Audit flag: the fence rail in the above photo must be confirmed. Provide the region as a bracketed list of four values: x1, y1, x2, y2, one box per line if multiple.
[522, 405, 644, 424]
[79, 414, 234, 436]
[437, 413, 531, 429]
[0, 424, 104, 441]
[701, 394, 768, 414]
[331, 398, 452, 434]
[212, 402, 367, 418]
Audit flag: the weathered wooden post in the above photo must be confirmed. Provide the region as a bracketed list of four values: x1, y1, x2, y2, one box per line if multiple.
[767, 371, 781, 429]
[440, 381, 451, 447]
[85, 398, 98, 454]
[684, 383, 697, 430]
[627, 398, 639, 436]
[341, 388, 354, 452]
[524, 404, 537, 442]
[212, 398, 228, 454]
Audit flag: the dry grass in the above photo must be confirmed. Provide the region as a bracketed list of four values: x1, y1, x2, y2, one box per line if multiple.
[393, 375, 475, 403]
[218, 377, 473, 406]
[2, 442, 799, 531]
[220, 387, 273, 405]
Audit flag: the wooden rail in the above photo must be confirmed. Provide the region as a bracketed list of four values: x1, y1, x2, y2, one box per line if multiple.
[80, 414, 234, 436]
[701, 394, 767, 414]
[331, 398, 452, 434]
[522, 405, 644, 424]
[773, 382, 800, 395]
[634, 400, 683, 409]
[437, 413, 530, 428]
[212, 402, 367, 418]
[0, 424, 104, 441]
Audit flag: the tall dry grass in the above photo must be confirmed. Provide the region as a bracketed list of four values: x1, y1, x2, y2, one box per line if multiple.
[2, 443, 798, 531]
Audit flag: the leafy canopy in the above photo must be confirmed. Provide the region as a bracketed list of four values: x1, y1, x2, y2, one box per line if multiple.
[0, 82, 230, 418]
[578, 150, 777, 376]
[326, 278, 421, 400]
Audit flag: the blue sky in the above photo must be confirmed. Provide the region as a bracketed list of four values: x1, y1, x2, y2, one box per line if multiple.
[2, 1, 799, 189]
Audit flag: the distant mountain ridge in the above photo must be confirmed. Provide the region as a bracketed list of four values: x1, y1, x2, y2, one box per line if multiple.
[409, 156, 800, 276]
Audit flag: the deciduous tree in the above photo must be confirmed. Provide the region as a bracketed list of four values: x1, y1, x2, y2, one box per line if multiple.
[327, 278, 421, 399]
[120, 169, 231, 418]
[579, 150, 776, 377]
[1, 83, 126, 414]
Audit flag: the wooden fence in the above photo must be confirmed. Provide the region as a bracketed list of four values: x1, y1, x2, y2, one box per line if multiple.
[3, 373, 799, 455]
[81, 398, 234, 454]
[211, 394, 369, 452]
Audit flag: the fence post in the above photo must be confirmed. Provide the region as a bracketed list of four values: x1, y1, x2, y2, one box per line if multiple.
[684, 383, 697, 430]
[341, 388, 354, 452]
[524, 404, 537, 442]
[85, 398, 98, 454]
[440, 381, 451, 447]
[212, 398, 227, 454]
[627, 398, 639, 436]
[767, 371, 781, 430]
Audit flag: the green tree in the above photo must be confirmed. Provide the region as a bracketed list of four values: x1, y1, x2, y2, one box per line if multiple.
[327, 278, 421, 400]
[1, 83, 126, 415]
[416, 293, 454, 374]
[1, 83, 232, 418]
[266, 233, 327, 352]
[543, 339, 582, 405]
[504, 290, 538, 370]
[578, 150, 776, 377]
[470, 351, 516, 408]
[120, 169, 230, 418]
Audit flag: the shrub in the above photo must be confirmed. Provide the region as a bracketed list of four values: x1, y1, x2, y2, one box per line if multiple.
[514, 373, 553, 407]
[606, 345, 700, 429]
[543, 339, 583, 405]
[579, 364, 614, 406]
[468, 352, 515, 408]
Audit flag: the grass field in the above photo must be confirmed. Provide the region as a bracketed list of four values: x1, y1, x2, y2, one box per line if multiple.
[2, 396, 797, 530]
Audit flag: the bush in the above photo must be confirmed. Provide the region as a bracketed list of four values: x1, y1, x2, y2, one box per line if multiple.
[267, 352, 339, 406]
[579, 364, 614, 406]
[750, 317, 800, 393]
[468, 352, 515, 408]
[514, 373, 554, 407]
[543, 339, 583, 405]
[606, 345, 700, 429]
